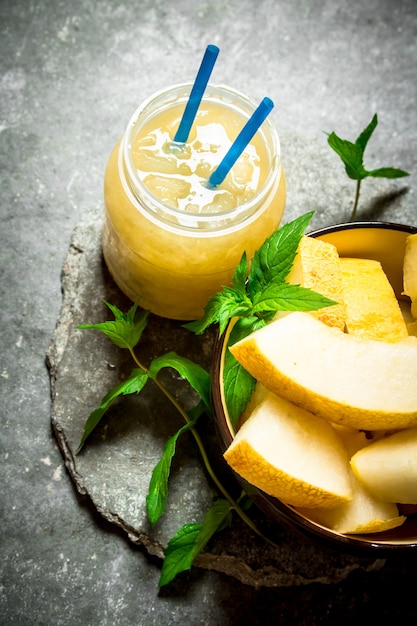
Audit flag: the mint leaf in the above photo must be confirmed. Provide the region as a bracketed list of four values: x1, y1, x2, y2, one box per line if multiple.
[158, 523, 202, 587]
[252, 282, 337, 313]
[146, 420, 196, 527]
[223, 317, 261, 429]
[192, 499, 233, 554]
[247, 212, 314, 298]
[232, 251, 249, 294]
[159, 499, 232, 587]
[223, 352, 256, 430]
[184, 288, 252, 336]
[148, 352, 211, 408]
[78, 302, 149, 350]
[326, 132, 367, 180]
[355, 112, 378, 153]
[366, 166, 409, 179]
[77, 368, 148, 452]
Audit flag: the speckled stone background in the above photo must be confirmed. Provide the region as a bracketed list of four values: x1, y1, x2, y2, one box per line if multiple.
[1, 1, 417, 624]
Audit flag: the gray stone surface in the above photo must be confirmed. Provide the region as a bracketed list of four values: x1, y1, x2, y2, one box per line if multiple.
[1, 0, 417, 624]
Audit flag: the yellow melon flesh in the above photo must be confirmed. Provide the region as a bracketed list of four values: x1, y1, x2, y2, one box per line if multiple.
[351, 427, 417, 504]
[403, 233, 417, 318]
[297, 473, 405, 534]
[224, 391, 352, 508]
[297, 426, 405, 534]
[340, 257, 408, 342]
[285, 235, 346, 330]
[331, 424, 369, 458]
[229, 311, 417, 431]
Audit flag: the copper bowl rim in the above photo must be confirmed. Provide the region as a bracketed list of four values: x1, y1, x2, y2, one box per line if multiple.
[211, 220, 417, 556]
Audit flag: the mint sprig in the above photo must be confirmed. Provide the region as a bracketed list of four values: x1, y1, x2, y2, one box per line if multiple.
[327, 113, 409, 221]
[79, 301, 149, 349]
[185, 212, 337, 428]
[184, 212, 335, 337]
[77, 301, 272, 587]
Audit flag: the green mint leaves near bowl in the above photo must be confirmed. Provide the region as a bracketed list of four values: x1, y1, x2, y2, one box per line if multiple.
[184, 212, 337, 428]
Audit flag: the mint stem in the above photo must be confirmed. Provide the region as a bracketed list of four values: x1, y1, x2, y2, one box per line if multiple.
[350, 179, 361, 221]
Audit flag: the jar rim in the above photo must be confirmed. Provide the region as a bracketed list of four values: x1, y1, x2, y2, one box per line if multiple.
[122, 82, 282, 230]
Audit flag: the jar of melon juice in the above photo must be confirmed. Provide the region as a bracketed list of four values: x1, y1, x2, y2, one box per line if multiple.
[102, 82, 286, 320]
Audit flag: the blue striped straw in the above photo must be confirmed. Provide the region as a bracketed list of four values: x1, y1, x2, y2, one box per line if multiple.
[208, 97, 274, 188]
[173, 44, 220, 144]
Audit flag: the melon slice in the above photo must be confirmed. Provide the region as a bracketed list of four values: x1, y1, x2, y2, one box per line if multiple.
[229, 311, 417, 431]
[223, 391, 352, 509]
[351, 427, 417, 504]
[297, 474, 405, 534]
[297, 426, 405, 534]
[285, 235, 346, 330]
[340, 257, 408, 342]
[403, 233, 417, 318]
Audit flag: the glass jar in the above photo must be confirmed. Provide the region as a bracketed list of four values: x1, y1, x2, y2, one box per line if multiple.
[102, 83, 286, 320]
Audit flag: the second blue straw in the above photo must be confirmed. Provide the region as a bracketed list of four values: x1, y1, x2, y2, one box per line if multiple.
[208, 97, 274, 189]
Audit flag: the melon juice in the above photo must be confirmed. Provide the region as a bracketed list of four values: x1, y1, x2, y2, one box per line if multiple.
[102, 83, 286, 320]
